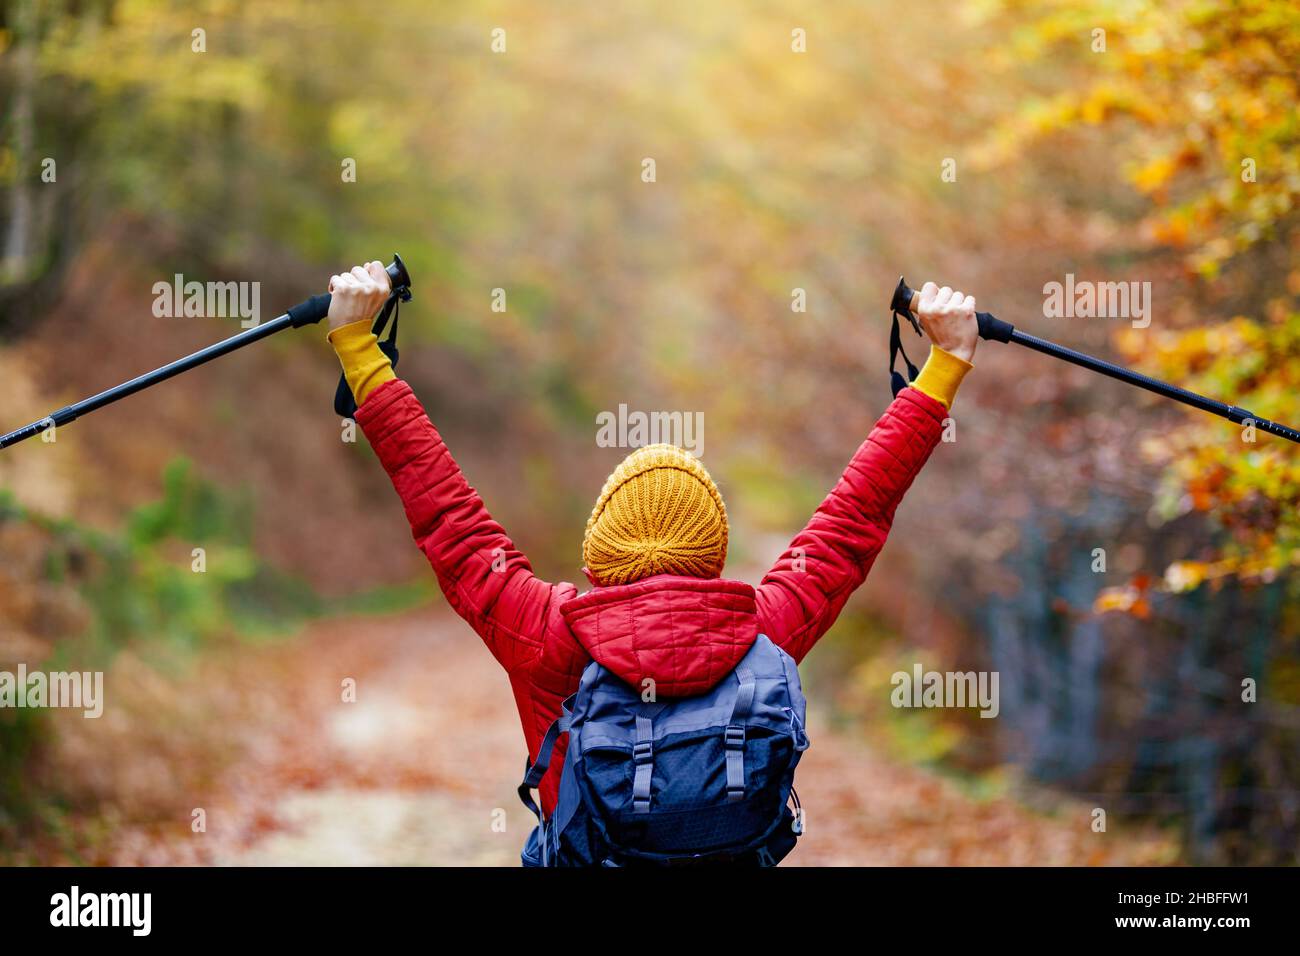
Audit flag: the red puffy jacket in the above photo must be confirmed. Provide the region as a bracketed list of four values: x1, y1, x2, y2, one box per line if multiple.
[356, 378, 947, 815]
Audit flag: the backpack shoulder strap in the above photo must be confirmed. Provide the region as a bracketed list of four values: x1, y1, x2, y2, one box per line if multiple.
[517, 694, 575, 822]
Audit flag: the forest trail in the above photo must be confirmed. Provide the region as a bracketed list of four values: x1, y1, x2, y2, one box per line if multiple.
[112, 606, 1174, 866]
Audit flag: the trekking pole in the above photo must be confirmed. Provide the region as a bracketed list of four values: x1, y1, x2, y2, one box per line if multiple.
[890, 277, 1300, 444]
[0, 255, 413, 451]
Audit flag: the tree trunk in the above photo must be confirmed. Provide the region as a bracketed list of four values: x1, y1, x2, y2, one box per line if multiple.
[2, 0, 37, 285]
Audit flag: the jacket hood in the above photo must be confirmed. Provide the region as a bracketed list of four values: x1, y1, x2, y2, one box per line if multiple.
[560, 574, 759, 697]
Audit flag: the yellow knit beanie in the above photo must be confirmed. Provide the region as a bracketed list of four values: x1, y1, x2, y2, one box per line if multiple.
[583, 443, 728, 587]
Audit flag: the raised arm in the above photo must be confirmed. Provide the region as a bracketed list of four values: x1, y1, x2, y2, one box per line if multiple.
[756, 282, 979, 662]
[326, 262, 565, 675]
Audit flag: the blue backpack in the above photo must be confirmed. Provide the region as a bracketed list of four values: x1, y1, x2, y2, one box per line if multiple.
[517, 634, 811, 867]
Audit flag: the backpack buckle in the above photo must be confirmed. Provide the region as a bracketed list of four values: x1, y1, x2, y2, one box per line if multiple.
[724, 726, 746, 750]
[632, 740, 654, 764]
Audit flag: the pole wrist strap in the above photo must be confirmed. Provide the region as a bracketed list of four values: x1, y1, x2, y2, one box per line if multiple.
[889, 308, 922, 398]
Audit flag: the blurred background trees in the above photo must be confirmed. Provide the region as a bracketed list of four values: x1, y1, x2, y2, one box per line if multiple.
[0, 0, 1296, 863]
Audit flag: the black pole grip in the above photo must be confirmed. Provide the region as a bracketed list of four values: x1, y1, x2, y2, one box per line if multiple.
[975, 310, 1014, 343]
[286, 254, 413, 328]
[287, 293, 332, 327]
[891, 276, 1015, 342]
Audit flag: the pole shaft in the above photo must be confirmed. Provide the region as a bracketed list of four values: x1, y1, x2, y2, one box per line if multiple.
[1, 253, 412, 452]
[1008, 330, 1300, 443]
[67, 313, 293, 417]
[0, 312, 293, 450]
[1009, 330, 1246, 419]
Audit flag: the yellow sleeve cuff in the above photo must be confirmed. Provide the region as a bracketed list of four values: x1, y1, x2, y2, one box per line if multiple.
[911, 345, 972, 410]
[327, 319, 396, 408]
